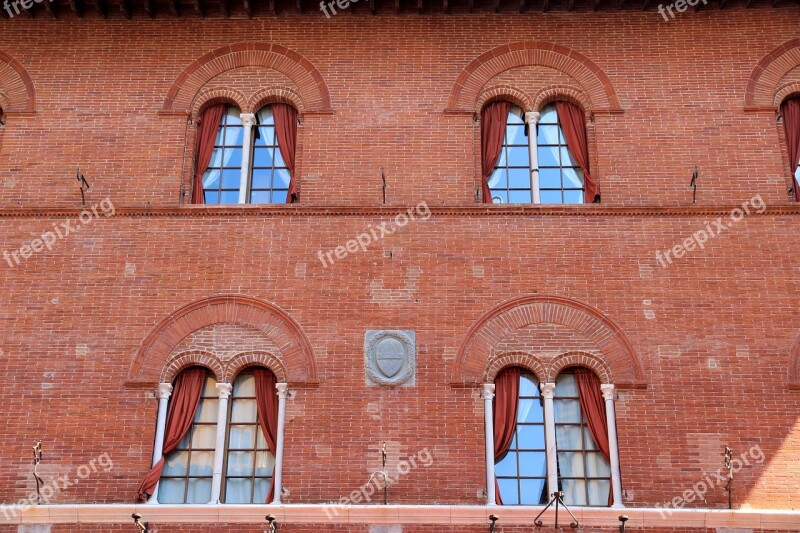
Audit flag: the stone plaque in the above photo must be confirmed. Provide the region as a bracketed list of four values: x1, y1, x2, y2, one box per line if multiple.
[365, 330, 415, 387]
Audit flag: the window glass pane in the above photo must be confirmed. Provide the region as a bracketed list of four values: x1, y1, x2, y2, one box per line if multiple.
[194, 398, 219, 423]
[557, 451, 585, 477]
[585, 452, 611, 478]
[221, 169, 240, 189]
[587, 479, 611, 506]
[274, 169, 291, 189]
[583, 427, 597, 451]
[506, 124, 527, 146]
[495, 147, 507, 167]
[507, 146, 529, 167]
[158, 478, 185, 504]
[224, 108, 242, 125]
[519, 452, 547, 477]
[508, 168, 531, 189]
[256, 126, 275, 146]
[250, 191, 270, 204]
[204, 191, 219, 205]
[191, 425, 217, 449]
[491, 190, 508, 204]
[231, 399, 257, 423]
[163, 451, 189, 476]
[562, 167, 584, 189]
[508, 107, 525, 124]
[257, 106, 275, 125]
[539, 105, 558, 124]
[561, 479, 587, 506]
[556, 424, 582, 449]
[520, 374, 538, 395]
[487, 169, 506, 189]
[251, 169, 271, 190]
[202, 169, 220, 189]
[233, 374, 256, 397]
[539, 168, 560, 189]
[538, 144, 559, 167]
[537, 125, 560, 145]
[554, 399, 582, 424]
[560, 146, 578, 167]
[496, 478, 519, 505]
[223, 148, 242, 168]
[256, 428, 267, 449]
[555, 373, 578, 396]
[186, 478, 212, 504]
[253, 147, 273, 167]
[520, 478, 548, 505]
[495, 451, 517, 477]
[229, 425, 256, 449]
[564, 189, 584, 204]
[518, 399, 544, 423]
[254, 478, 270, 504]
[273, 148, 286, 167]
[255, 451, 276, 476]
[188, 451, 215, 476]
[208, 149, 223, 168]
[272, 190, 288, 203]
[219, 190, 239, 205]
[795, 165, 800, 185]
[509, 190, 532, 204]
[517, 425, 545, 450]
[540, 190, 562, 204]
[225, 479, 252, 504]
[223, 126, 243, 147]
[227, 451, 254, 476]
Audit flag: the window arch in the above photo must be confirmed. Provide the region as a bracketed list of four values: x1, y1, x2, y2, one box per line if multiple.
[781, 96, 800, 201]
[194, 103, 297, 206]
[483, 101, 594, 205]
[488, 365, 620, 508]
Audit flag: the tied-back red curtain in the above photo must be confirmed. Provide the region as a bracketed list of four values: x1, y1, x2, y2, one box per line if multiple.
[273, 103, 299, 204]
[253, 368, 279, 503]
[493, 366, 521, 505]
[554, 101, 599, 204]
[136, 367, 206, 501]
[481, 101, 511, 204]
[192, 104, 225, 205]
[782, 97, 800, 201]
[573, 367, 612, 506]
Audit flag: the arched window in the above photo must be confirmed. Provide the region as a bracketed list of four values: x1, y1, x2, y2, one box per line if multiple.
[159, 369, 218, 504]
[222, 370, 276, 504]
[781, 96, 800, 201]
[195, 104, 297, 205]
[483, 101, 593, 205]
[554, 369, 611, 506]
[495, 371, 548, 505]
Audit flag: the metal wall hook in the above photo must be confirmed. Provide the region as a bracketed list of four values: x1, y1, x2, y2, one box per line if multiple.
[533, 491, 579, 529]
[488, 514, 499, 532]
[619, 514, 629, 533]
[132, 512, 148, 532]
[266, 514, 278, 532]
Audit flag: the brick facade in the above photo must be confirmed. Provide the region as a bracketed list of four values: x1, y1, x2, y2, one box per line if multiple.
[1, 5, 799, 532]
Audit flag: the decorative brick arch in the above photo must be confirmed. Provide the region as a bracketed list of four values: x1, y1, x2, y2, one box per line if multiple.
[745, 38, 800, 109]
[533, 85, 592, 114]
[0, 50, 35, 113]
[224, 351, 288, 382]
[477, 84, 533, 112]
[789, 331, 800, 390]
[485, 351, 547, 383]
[127, 294, 317, 386]
[162, 350, 225, 383]
[161, 43, 332, 115]
[547, 351, 612, 383]
[249, 86, 306, 115]
[452, 295, 646, 389]
[775, 84, 800, 107]
[446, 42, 622, 114]
[190, 87, 249, 119]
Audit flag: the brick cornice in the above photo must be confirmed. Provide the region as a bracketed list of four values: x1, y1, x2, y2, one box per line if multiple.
[2, 204, 799, 218]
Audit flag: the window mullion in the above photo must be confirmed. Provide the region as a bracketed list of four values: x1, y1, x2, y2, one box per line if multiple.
[525, 111, 541, 204]
[209, 382, 232, 504]
[540, 382, 558, 500]
[238, 113, 256, 205]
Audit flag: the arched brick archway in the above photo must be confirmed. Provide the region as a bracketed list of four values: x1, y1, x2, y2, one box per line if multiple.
[127, 294, 317, 386]
[161, 43, 333, 114]
[0, 50, 35, 113]
[452, 295, 646, 388]
[445, 42, 622, 114]
[789, 331, 800, 390]
[745, 38, 800, 109]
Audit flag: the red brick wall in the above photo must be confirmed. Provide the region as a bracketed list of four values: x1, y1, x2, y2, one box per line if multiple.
[0, 5, 799, 527]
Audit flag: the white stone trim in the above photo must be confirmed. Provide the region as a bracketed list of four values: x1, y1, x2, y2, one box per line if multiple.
[601, 383, 624, 508]
[272, 383, 289, 504]
[482, 383, 496, 505]
[146, 383, 173, 505]
[238, 112, 256, 205]
[2, 504, 798, 529]
[210, 382, 233, 504]
[540, 382, 558, 499]
[524, 111, 541, 204]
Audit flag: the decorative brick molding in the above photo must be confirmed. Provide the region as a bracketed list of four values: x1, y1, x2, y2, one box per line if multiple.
[532, 85, 592, 114]
[0, 50, 35, 113]
[127, 294, 317, 387]
[249, 86, 306, 115]
[161, 43, 333, 115]
[162, 349, 226, 383]
[548, 350, 613, 383]
[745, 38, 800, 110]
[445, 42, 622, 114]
[774, 82, 800, 107]
[452, 295, 646, 389]
[476, 84, 532, 112]
[190, 87, 249, 119]
[484, 351, 548, 382]
[224, 351, 288, 382]
[789, 331, 800, 390]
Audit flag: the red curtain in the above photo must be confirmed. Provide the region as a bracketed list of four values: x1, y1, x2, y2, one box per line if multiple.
[273, 103, 299, 204]
[136, 367, 206, 501]
[191, 104, 225, 205]
[782, 97, 800, 201]
[481, 101, 511, 204]
[573, 367, 612, 505]
[555, 101, 599, 204]
[493, 366, 521, 505]
[253, 367, 279, 503]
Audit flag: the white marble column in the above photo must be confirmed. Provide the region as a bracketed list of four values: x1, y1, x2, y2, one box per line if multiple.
[271, 383, 289, 504]
[238, 113, 256, 204]
[601, 384, 624, 508]
[524, 111, 541, 204]
[147, 383, 173, 505]
[209, 382, 232, 504]
[482, 383, 496, 505]
[541, 382, 558, 499]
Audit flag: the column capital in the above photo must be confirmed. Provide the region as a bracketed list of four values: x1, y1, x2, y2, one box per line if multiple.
[240, 113, 256, 126]
[215, 382, 232, 399]
[600, 383, 615, 401]
[482, 383, 496, 400]
[276, 382, 289, 399]
[158, 383, 173, 400]
[524, 111, 540, 125]
[540, 382, 556, 398]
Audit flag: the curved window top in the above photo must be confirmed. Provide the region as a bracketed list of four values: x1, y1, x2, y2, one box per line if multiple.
[202, 106, 244, 205]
